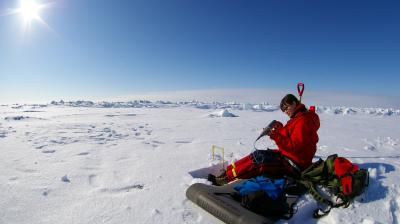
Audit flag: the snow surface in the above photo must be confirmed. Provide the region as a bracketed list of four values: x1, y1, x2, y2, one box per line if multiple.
[0, 100, 399, 224]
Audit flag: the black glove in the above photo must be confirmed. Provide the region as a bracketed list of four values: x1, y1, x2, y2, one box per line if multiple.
[265, 120, 283, 136]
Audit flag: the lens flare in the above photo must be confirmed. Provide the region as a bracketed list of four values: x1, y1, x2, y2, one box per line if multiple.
[20, 0, 41, 22]
[18, 0, 45, 30]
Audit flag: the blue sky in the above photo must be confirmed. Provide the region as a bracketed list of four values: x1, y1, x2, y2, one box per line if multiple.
[1, 0, 400, 103]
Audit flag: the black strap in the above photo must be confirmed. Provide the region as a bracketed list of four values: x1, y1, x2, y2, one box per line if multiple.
[277, 203, 296, 220]
[282, 156, 302, 174]
[313, 206, 331, 218]
[302, 181, 353, 218]
[313, 198, 351, 218]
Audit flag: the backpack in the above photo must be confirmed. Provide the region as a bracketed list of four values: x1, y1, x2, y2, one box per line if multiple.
[233, 176, 298, 219]
[301, 154, 369, 218]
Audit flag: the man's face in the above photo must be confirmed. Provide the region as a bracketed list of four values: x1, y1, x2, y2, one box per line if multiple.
[282, 102, 297, 117]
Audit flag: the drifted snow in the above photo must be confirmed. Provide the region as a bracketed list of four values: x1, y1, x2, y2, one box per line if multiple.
[46, 100, 400, 116]
[208, 109, 238, 117]
[0, 101, 399, 224]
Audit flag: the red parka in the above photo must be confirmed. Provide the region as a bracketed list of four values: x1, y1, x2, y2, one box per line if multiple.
[270, 104, 320, 170]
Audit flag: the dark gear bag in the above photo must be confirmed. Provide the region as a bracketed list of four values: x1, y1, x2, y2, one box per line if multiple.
[301, 154, 369, 218]
[233, 176, 297, 219]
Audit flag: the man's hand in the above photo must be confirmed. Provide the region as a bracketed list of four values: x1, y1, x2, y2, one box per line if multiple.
[266, 120, 283, 136]
[272, 121, 283, 129]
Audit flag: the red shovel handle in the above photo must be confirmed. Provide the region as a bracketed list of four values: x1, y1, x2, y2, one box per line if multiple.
[297, 82, 305, 97]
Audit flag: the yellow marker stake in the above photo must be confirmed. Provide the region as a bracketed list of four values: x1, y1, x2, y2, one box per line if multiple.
[212, 145, 225, 170]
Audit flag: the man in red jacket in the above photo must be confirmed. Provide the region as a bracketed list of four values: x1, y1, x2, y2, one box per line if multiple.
[208, 94, 320, 186]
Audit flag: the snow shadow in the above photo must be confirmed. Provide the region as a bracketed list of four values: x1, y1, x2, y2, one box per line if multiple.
[188, 162, 228, 179]
[357, 162, 395, 203]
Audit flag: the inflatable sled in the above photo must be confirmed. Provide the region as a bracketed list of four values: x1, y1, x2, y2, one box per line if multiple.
[186, 180, 298, 224]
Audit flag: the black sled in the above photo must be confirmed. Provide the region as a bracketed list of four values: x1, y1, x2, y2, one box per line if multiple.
[186, 180, 298, 224]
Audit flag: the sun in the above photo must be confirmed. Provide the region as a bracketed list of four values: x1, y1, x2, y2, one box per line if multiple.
[0, 0, 54, 34]
[14, 0, 49, 30]
[19, 0, 42, 23]
[18, 0, 45, 26]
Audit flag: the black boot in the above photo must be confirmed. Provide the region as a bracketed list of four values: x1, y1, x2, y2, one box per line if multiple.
[207, 174, 217, 185]
[215, 172, 228, 186]
[208, 171, 229, 186]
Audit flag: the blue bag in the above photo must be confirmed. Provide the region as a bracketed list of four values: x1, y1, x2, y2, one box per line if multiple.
[234, 176, 285, 200]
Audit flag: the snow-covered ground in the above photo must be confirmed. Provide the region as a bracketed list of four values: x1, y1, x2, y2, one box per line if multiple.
[0, 100, 399, 224]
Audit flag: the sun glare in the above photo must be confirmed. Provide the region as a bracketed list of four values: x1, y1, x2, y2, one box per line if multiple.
[14, 0, 49, 31]
[1, 0, 55, 34]
[20, 0, 41, 22]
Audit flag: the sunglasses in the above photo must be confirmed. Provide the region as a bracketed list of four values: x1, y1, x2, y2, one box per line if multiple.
[281, 104, 291, 112]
